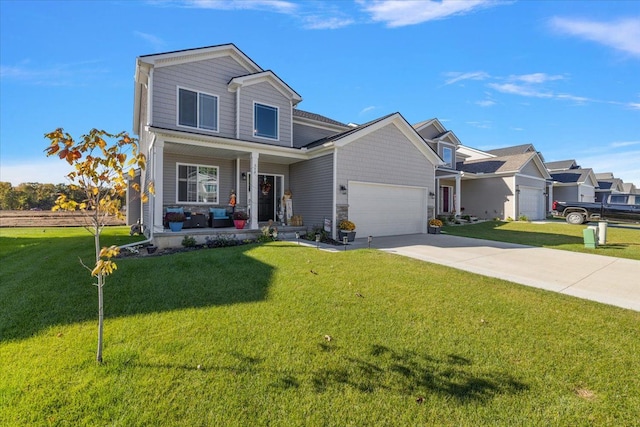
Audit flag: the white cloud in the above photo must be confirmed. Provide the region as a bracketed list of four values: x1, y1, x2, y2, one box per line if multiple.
[549, 17, 640, 57]
[134, 31, 166, 50]
[476, 100, 496, 107]
[513, 73, 565, 84]
[466, 120, 492, 129]
[0, 160, 74, 186]
[488, 83, 554, 98]
[628, 102, 640, 110]
[443, 71, 490, 85]
[303, 16, 354, 30]
[359, 106, 376, 115]
[0, 60, 107, 86]
[360, 0, 502, 28]
[185, 0, 298, 13]
[610, 140, 640, 148]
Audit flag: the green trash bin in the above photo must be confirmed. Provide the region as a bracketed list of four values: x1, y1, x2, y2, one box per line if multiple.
[583, 228, 597, 249]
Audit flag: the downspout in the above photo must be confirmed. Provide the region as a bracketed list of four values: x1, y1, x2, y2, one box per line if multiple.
[332, 147, 338, 240]
[119, 134, 156, 250]
[236, 87, 241, 139]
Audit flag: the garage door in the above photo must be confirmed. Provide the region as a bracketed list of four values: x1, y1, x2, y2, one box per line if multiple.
[519, 187, 544, 220]
[349, 182, 427, 237]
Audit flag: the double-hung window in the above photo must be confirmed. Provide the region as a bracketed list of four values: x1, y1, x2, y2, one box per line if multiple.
[254, 103, 278, 139]
[442, 146, 453, 168]
[177, 163, 219, 204]
[178, 88, 218, 131]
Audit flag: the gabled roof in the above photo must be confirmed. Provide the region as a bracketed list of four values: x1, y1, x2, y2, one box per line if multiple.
[228, 70, 302, 105]
[545, 159, 579, 171]
[413, 118, 447, 134]
[293, 109, 348, 128]
[304, 112, 443, 166]
[551, 168, 596, 185]
[458, 152, 550, 179]
[486, 143, 537, 157]
[137, 43, 262, 72]
[456, 144, 496, 160]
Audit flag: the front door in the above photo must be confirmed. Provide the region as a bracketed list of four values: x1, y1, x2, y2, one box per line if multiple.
[440, 186, 451, 213]
[258, 175, 275, 222]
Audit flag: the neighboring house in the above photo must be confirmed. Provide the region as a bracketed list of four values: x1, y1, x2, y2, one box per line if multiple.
[413, 119, 462, 215]
[622, 182, 638, 194]
[455, 145, 551, 220]
[595, 173, 625, 201]
[545, 160, 598, 203]
[130, 43, 442, 239]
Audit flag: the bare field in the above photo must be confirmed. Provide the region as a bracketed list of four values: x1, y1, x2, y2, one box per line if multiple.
[0, 210, 126, 227]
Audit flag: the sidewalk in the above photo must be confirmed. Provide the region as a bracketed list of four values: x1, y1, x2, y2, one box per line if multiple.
[307, 233, 640, 312]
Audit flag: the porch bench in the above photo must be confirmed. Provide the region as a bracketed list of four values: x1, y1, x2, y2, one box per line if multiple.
[209, 208, 233, 228]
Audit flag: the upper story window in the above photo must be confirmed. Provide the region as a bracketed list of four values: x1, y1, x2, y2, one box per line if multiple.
[177, 163, 219, 204]
[178, 88, 218, 131]
[442, 146, 453, 168]
[254, 103, 278, 140]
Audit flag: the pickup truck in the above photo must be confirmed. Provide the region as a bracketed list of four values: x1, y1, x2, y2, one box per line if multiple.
[552, 194, 640, 224]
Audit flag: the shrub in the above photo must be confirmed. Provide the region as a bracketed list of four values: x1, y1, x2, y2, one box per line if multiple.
[339, 220, 356, 231]
[429, 218, 443, 227]
[166, 212, 186, 222]
[232, 211, 249, 220]
[181, 235, 197, 248]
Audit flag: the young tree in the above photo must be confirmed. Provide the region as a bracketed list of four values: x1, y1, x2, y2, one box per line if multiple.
[45, 128, 153, 363]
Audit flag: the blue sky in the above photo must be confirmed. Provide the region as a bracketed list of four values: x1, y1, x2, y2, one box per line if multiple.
[1, 0, 639, 186]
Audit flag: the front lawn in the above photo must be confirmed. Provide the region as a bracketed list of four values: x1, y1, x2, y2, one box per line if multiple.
[443, 220, 640, 260]
[1, 227, 639, 425]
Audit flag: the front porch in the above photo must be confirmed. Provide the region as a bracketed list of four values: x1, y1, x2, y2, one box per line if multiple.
[151, 223, 309, 249]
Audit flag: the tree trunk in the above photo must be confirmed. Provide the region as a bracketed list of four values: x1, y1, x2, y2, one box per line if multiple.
[94, 229, 104, 363]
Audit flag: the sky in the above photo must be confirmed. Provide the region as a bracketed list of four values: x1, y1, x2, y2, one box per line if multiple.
[1, 0, 639, 187]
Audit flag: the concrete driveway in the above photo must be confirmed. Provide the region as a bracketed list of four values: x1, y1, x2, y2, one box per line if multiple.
[343, 233, 640, 312]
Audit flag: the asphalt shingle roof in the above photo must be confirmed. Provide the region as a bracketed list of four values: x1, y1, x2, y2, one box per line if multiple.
[486, 144, 536, 157]
[457, 152, 536, 174]
[293, 109, 348, 127]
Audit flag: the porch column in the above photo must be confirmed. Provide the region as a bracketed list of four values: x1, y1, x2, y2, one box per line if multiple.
[152, 138, 165, 233]
[250, 151, 259, 230]
[455, 173, 461, 216]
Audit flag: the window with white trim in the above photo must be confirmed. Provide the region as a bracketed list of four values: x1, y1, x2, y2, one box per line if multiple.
[177, 163, 219, 204]
[442, 146, 453, 168]
[178, 88, 218, 131]
[254, 103, 278, 139]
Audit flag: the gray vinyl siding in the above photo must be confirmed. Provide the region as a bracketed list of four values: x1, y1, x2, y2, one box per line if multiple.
[336, 124, 435, 211]
[293, 123, 340, 148]
[163, 152, 236, 211]
[460, 178, 513, 220]
[521, 160, 542, 177]
[517, 175, 545, 188]
[238, 81, 292, 146]
[152, 56, 250, 138]
[289, 154, 334, 229]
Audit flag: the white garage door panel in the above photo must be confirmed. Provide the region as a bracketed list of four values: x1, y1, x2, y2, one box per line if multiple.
[519, 187, 543, 220]
[349, 182, 427, 237]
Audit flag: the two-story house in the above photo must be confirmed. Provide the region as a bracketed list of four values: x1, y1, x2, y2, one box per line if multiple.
[454, 144, 551, 220]
[130, 44, 443, 240]
[545, 160, 598, 203]
[413, 119, 463, 216]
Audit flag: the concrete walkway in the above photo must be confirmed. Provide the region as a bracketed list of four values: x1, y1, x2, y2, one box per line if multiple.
[313, 233, 640, 312]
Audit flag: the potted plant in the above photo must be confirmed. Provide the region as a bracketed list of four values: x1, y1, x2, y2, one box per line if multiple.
[232, 211, 249, 229]
[428, 218, 443, 234]
[338, 219, 356, 242]
[166, 212, 186, 232]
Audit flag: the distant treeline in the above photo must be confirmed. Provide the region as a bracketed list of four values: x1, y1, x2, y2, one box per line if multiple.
[0, 182, 125, 211]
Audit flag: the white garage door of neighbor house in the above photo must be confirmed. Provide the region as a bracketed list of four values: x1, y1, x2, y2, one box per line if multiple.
[519, 187, 544, 220]
[349, 182, 427, 237]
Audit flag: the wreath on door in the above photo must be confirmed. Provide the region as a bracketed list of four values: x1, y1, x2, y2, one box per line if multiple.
[261, 178, 271, 195]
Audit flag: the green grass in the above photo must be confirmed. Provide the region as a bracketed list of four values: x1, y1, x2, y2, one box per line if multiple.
[1, 227, 639, 425]
[443, 220, 640, 260]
